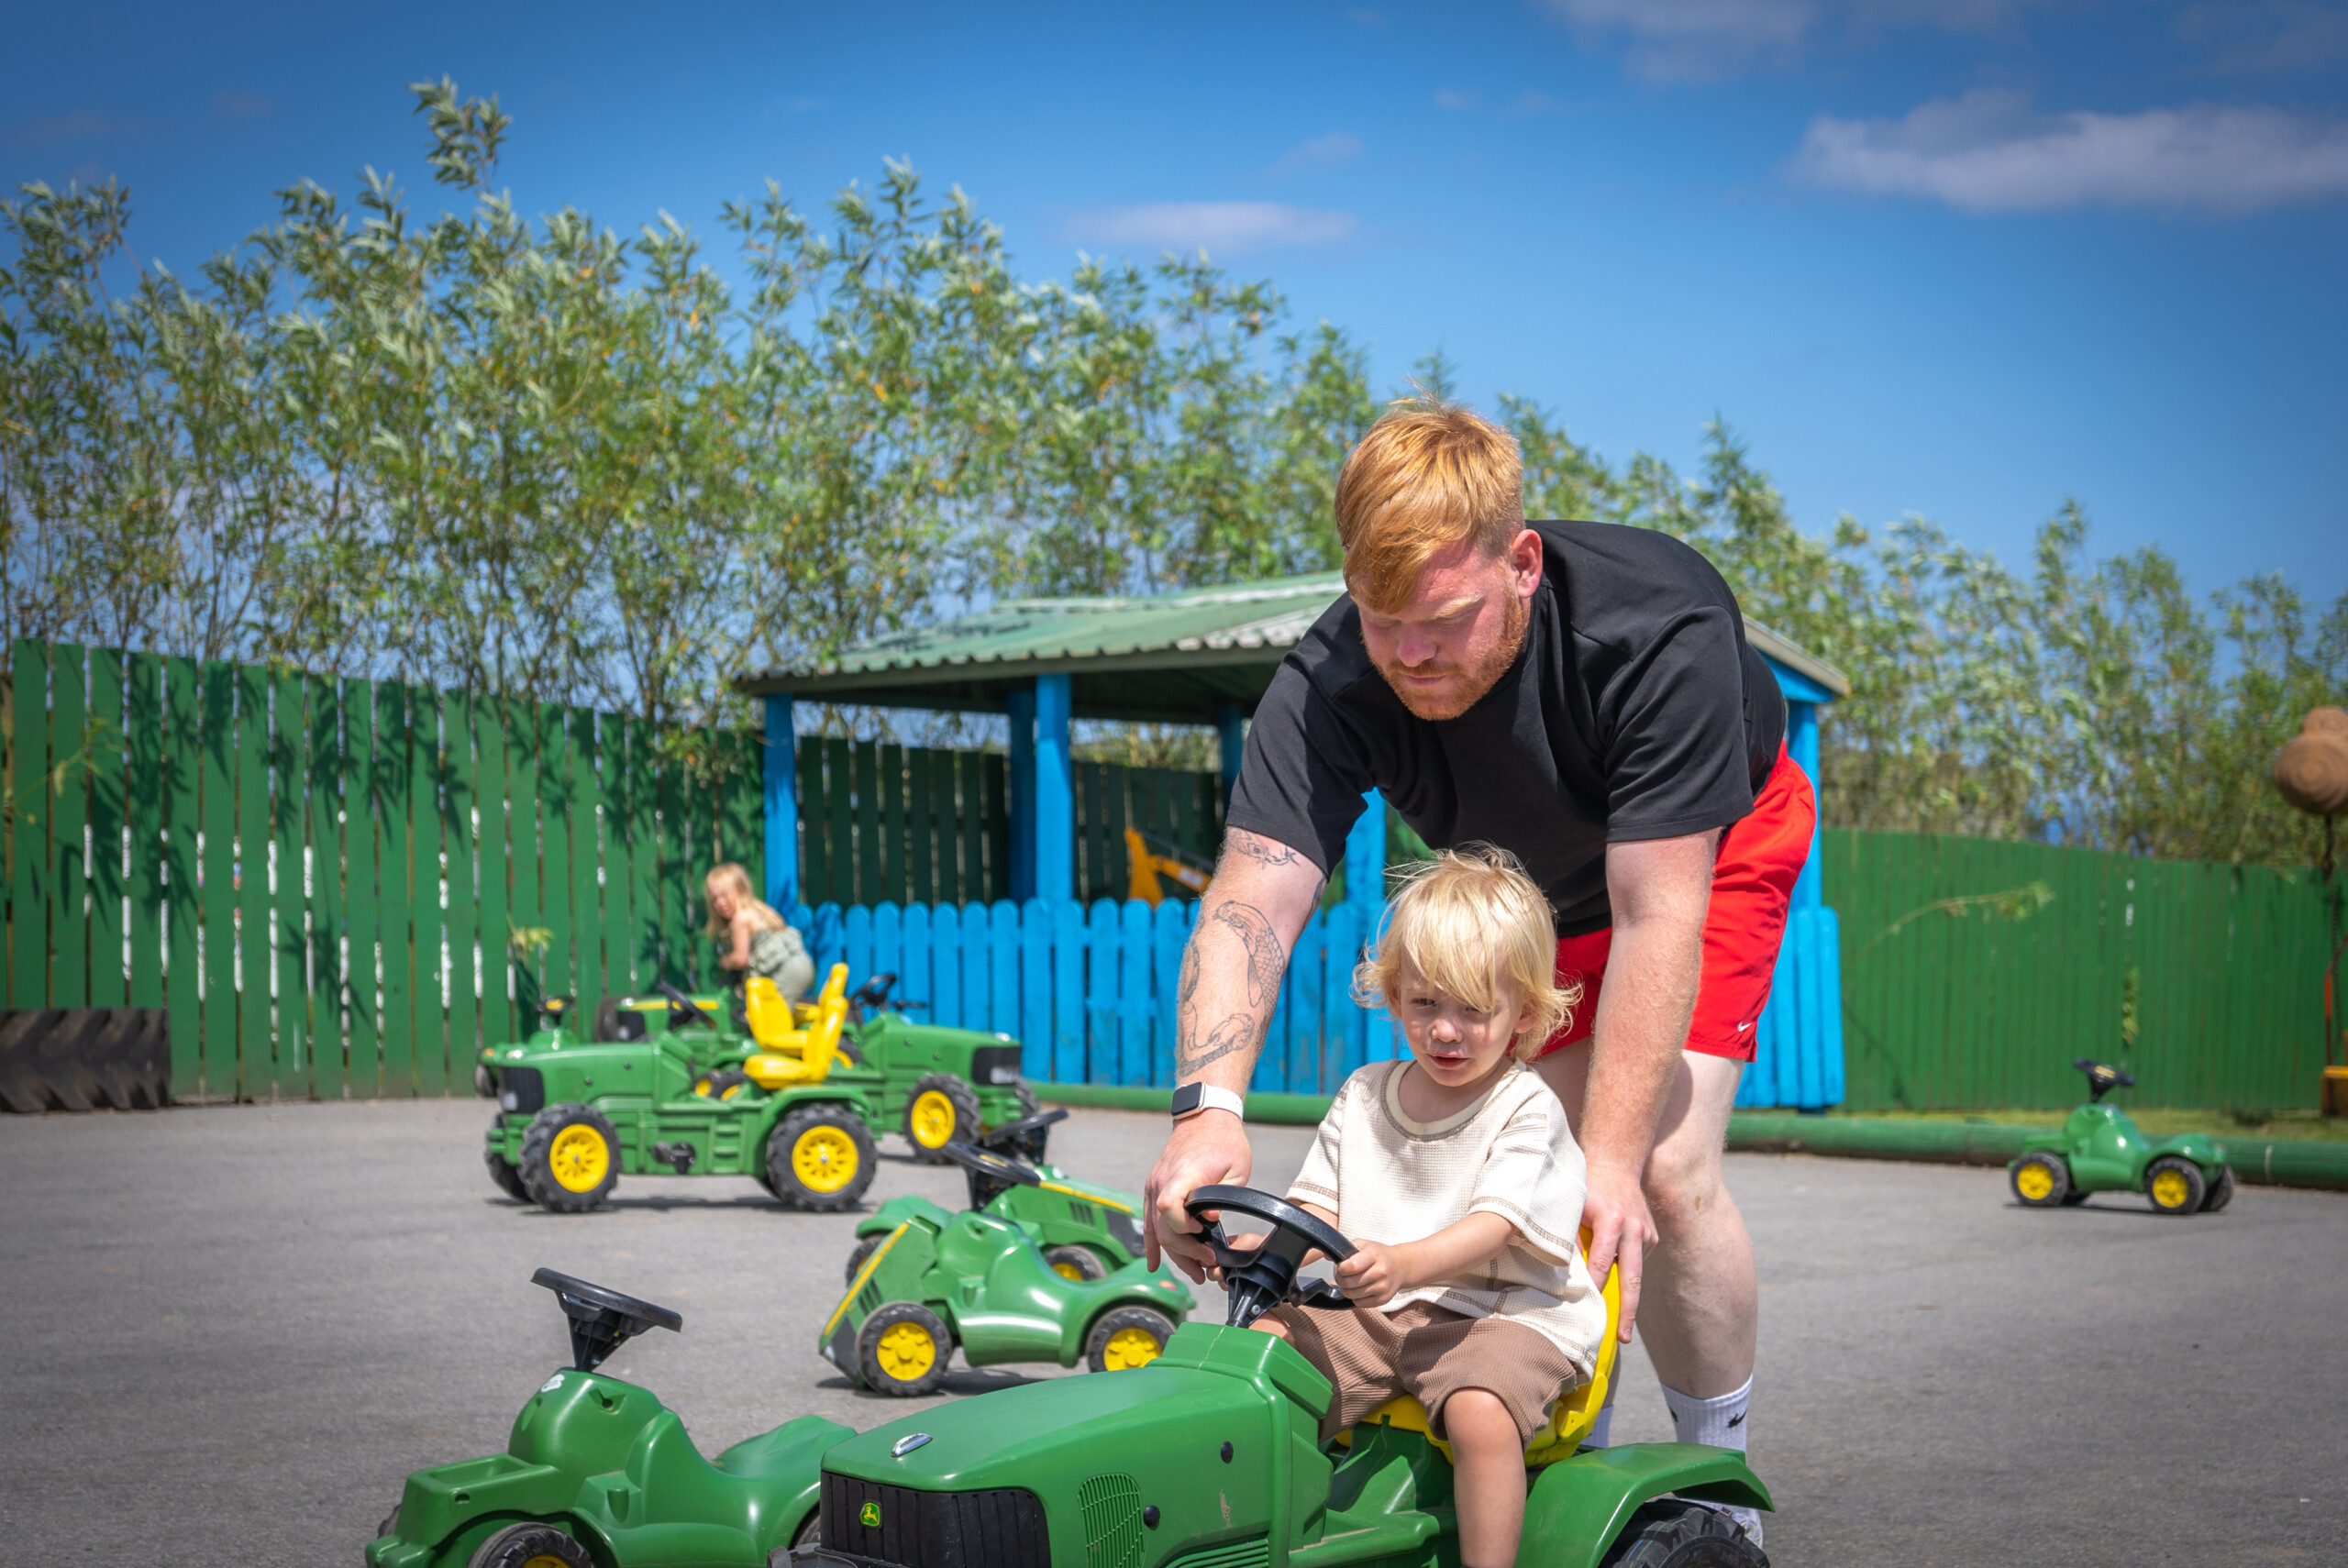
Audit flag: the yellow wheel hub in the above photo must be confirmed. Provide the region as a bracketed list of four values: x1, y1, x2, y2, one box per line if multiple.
[792, 1126, 859, 1193]
[2151, 1170, 2193, 1209]
[874, 1320, 937, 1381]
[522, 1557, 573, 1568]
[1101, 1327, 1163, 1370]
[1053, 1260, 1089, 1282]
[910, 1090, 958, 1149]
[2015, 1163, 2055, 1201]
[548, 1125, 610, 1193]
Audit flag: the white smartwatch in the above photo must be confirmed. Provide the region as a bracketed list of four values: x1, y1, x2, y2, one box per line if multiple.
[1170, 1083, 1246, 1122]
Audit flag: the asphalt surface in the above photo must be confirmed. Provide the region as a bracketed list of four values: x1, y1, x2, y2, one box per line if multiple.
[2, 1099, 2343, 1566]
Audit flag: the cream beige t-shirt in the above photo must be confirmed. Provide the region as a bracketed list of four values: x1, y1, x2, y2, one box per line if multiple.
[1286, 1058, 1606, 1374]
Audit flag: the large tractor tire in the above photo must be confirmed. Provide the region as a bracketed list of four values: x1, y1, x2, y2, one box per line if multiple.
[767, 1106, 877, 1210]
[904, 1074, 982, 1163]
[0, 1009, 171, 1112]
[1596, 1497, 1768, 1566]
[517, 1104, 622, 1213]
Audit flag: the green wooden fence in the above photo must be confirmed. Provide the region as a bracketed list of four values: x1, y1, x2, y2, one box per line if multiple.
[1823, 829, 2339, 1112]
[3, 641, 764, 1102]
[792, 737, 1223, 909]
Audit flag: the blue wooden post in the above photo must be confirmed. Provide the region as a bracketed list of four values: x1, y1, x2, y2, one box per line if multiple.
[873, 902, 901, 992]
[845, 905, 873, 994]
[1020, 899, 1053, 1081]
[1345, 790, 1385, 911]
[931, 900, 962, 1029]
[1008, 688, 1036, 903]
[1036, 675, 1074, 904]
[762, 695, 797, 911]
[1217, 703, 1246, 806]
[989, 900, 1020, 1037]
[1786, 700, 1822, 912]
[902, 904, 931, 1025]
[1150, 899, 1187, 1086]
[1086, 899, 1120, 1082]
[1050, 898, 1085, 1085]
[961, 901, 991, 1035]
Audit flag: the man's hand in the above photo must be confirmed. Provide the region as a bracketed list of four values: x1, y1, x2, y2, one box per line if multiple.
[1580, 1161, 1659, 1342]
[1144, 1110, 1253, 1281]
[1333, 1240, 1403, 1309]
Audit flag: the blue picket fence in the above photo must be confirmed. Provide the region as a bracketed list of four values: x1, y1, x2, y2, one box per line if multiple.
[786, 895, 1843, 1108]
[784, 898, 1395, 1096]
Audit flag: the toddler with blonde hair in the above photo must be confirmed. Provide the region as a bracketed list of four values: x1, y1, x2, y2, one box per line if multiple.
[1250, 845, 1604, 1568]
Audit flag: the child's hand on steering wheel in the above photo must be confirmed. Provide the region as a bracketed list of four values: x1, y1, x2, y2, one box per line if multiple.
[1333, 1240, 1402, 1309]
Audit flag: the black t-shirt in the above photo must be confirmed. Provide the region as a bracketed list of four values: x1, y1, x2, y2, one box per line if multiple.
[1227, 521, 1786, 935]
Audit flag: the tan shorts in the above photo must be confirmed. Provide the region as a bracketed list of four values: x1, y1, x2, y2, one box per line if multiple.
[1262, 1300, 1583, 1445]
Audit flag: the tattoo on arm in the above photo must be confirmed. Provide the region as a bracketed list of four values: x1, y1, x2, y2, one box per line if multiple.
[1209, 901, 1285, 1010]
[1222, 831, 1308, 871]
[1179, 1012, 1258, 1078]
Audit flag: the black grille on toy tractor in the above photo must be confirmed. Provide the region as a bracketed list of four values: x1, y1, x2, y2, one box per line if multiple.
[819, 1472, 1050, 1568]
[969, 1045, 1024, 1088]
[495, 1066, 546, 1115]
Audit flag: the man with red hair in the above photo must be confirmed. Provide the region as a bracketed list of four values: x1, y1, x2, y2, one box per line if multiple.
[1146, 403, 1812, 1545]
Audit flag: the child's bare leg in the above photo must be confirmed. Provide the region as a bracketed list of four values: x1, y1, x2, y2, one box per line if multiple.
[1250, 1316, 1291, 1339]
[1442, 1388, 1525, 1568]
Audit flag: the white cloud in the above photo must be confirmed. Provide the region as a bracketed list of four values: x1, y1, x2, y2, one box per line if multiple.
[1058, 202, 1359, 255]
[1790, 89, 2348, 214]
[1270, 130, 1364, 178]
[1542, 0, 2035, 80]
[1434, 87, 1481, 110]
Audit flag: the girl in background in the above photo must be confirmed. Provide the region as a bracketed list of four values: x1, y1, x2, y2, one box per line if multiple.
[704, 862, 814, 1001]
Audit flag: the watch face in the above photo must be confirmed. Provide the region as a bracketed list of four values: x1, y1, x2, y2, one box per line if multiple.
[1171, 1084, 1202, 1117]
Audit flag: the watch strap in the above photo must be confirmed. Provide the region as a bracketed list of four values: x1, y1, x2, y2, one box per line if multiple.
[1171, 1083, 1246, 1121]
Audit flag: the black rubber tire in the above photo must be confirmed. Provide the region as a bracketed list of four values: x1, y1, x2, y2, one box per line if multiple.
[792, 1506, 822, 1549]
[2201, 1164, 2236, 1212]
[1003, 1082, 1050, 1162]
[484, 1140, 530, 1203]
[766, 1106, 878, 1210]
[692, 1068, 753, 1101]
[2145, 1154, 2207, 1215]
[1045, 1244, 1109, 1282]
[473, 1063, 495, 1099]
[2059, 1187, 2089, 1206]
[375, 1501, 400, 1540]
[857, 1301, 954, 1396]
[1084, 1305, 1178, 1374]
[2009, 1152, 2070, 1208]
[467, 1521, 596, 1568]
[518, 1103, 622, 1213]
[0, 1008, 171, 1112]
[592, 996, 627, 1043]
[904, 1074, 983, 1163]
[1596, 1498, 1768, 1566]
[845, 1235, 884, 1288]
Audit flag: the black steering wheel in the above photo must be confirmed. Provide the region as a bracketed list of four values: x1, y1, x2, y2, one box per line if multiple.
[1185, 1185, 1356, 1328]
[656, 978, 714, 1031]
[980, 1106, 1065, 1163]
[939, 1138, 1042, 1210]
[2074, 1057, 2135, 1101]
[531, 1268, 682, 1372]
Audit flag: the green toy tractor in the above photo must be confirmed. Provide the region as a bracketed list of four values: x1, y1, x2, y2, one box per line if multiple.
[372, 1189, 1769, 1568]
[483, 969, 1040, 1170]
[821, 1127, 1198, 1397]
[2009, 1058, 2234, 1214]
[843, 1108, 1147, 1288]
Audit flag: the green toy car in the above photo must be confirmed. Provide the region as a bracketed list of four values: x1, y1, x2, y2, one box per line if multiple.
[484, 969, 1040, 1168]
[842, 1108, 1147, 1288]
[371, 1188, 1769, 1568]
[822, 1127, 1198, 1397]
[2010, 1058, 2234, 1214]
[367, 1269, 841, 1567]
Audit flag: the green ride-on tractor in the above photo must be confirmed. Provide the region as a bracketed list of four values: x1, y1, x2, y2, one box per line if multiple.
[823, 1119, 1198, 1396]
[482, 968, 1042, 1174]
[842, 1107, 1147, 1289]
[2009, 1058, 2234, 1214]
[371, 1187, 1770, 1568]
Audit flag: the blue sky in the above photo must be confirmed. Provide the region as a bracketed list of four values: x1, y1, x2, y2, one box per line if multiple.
[9, 1, 2346, 609]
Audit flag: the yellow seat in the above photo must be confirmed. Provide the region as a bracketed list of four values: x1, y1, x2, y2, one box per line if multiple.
[1334, 1232, 1622, 1467]
[741, 965, 850, 1090]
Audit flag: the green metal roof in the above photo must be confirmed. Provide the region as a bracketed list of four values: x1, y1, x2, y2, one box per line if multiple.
[738, 569, 1849, 723]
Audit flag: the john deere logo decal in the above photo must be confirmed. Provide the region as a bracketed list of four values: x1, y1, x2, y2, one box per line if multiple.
[860, 1501, 881, 1528]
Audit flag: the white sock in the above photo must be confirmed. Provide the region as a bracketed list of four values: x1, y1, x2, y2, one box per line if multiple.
[1660, 1375, 1751, 1451]
[1661, 1377, 1761, 1546]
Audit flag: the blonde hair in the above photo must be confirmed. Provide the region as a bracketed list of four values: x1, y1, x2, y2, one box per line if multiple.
[1354, 845, 1579, 1061]
[1335, 402, 1524, 615]
[703, 862, 784, 941]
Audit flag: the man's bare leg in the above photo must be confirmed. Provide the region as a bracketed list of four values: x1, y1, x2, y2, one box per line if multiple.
[1534, 1043, 1755, 1397]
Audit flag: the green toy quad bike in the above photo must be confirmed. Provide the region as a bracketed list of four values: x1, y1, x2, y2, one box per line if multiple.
[842, 1108, 1146, 1289]
[482, 966, 885, 1213]
[2009, 1058, 2234, 1214]
[485, 969, 1040, 1165]
[372, 1188, 1767, 1568]
[821, 1124, 1198, 1397]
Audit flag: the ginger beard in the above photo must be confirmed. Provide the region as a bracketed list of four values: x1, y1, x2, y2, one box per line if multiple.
[1371, 583, 1530, 721]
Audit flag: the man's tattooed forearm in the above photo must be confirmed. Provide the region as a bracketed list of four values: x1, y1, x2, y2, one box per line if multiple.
[1222, 831, 1307, 870]
[1209, 900, 1285, 1010]
[1179, 1012, 1257, 1078]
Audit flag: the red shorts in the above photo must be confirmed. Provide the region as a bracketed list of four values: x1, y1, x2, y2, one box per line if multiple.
[1540, 746, 1815, 1064]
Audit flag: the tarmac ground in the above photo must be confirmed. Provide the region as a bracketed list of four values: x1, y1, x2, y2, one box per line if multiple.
[2, 1097, 2343, 1566]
